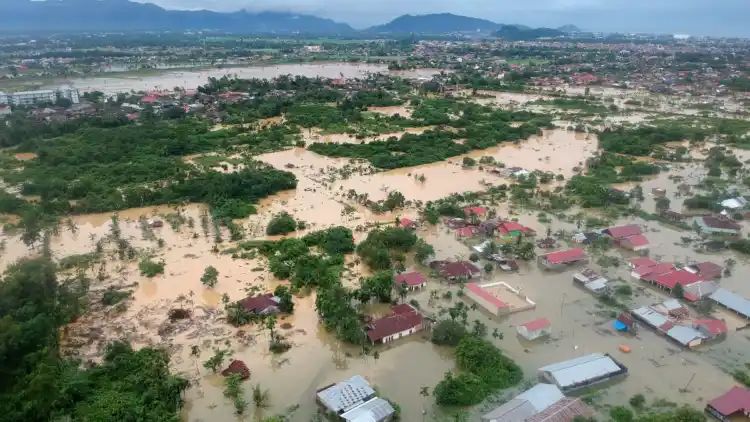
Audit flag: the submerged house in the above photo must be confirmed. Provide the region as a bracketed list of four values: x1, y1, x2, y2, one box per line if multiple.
[517, 318, 551, 341]
[706, 386, 750, 421]
[365, 304, 424, 344]
[394, 271, 427, 291]
[694, 215, 742, 237]
[538, 353, 628, 392]
[316, 375, 396, 422]
[465, 282, 536, 317]
[237, 293, 281, 315]
[538, 248, 587, 270]
[480, 383, 593, 422]
[604, 224, 650, 251]
[573, 269, 610, 295]
[693, 319, 728, 341]
[430, 260, 481, 281]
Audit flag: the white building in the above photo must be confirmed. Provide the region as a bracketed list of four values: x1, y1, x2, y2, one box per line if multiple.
[538, 353, 628, 392]
[0, 86, 80, 107]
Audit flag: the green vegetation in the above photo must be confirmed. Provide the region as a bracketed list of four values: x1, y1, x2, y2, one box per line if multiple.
[0, 258, 187, 421]
[201, 265, 219, 287]
[431, 319, 468, 346]
[599, 123, 706, 156]
[356, 227, 418, 270]
[434, 336, 522, 406]
[266, 212, 299, 235]
[139, 257, 165, 277]
[729, 240, 750, 255]
[223, 374, 248, 415]
[273, 285, 294, 313]
[102, 288, 132, 306]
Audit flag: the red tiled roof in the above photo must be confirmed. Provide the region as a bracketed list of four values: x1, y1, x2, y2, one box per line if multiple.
[708, 386, 750, 417]
[629, 257, 657, 269]
[620, 234, 650, 249]
[439, 261, 480, 278]
[700, 216, 741, 231]
[238, 293, 278, 313]
[456, 226, 477, 237]
[463, 206, 487, 217]
[141, 94, 159, 103]
[521, 317, 551, 332]
[652, 270, 701, 289]
[693, 319, 728, 335]
[399, 217, 415, 228]
[497, 221, 533, 235]
[366, 304, 423, 342]
[605, 224, 642, 239]
[466, 283, 508, 309]
[542, 248, 586, 265]
[637, 263, 676, 279]
[395, 272, 426, 287]
[692, 262, 723, 280]
[527, 397, 594, 422]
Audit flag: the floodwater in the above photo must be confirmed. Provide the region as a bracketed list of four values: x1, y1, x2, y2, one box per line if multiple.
[42, 63, 441, 95]
[4, 125, 750, 421]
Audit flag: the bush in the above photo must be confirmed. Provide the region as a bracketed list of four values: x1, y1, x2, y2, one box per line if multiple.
[139, 258, 165, 277]
[201, 265, 219, 287]
[433, 372, 486, 406]
[610, 406, 634, 422]
[266, 212, 297, 235]
[431, 320, 468, 346]
[455, 336, 522, 391]
[102, 289, 131, 306]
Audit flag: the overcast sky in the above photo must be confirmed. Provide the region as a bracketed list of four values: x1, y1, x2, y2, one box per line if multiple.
[131, 0, 750, 37]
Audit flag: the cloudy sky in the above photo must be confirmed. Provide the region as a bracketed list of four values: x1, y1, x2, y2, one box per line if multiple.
[131, 0, 750, 37]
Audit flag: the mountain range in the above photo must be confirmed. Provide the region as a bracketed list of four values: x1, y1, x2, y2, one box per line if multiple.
[1, 0, 580, 37]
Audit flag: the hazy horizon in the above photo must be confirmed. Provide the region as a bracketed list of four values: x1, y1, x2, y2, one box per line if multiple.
[123, 0, 750, 37]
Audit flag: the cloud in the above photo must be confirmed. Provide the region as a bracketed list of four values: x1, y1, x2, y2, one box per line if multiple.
[132, 0, 750, 36]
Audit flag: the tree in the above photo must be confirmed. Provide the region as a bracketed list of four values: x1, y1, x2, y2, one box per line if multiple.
[431, 319, 468, 346]
[672, 283, 684, 299]
[384, 190, 406, 211]
[200, 265, 219, 288]
[629, 393, 646, 409]
[266, 212, 297, 235]
[610, 406, 634, 422]
[434, 372, 486, 406]
[414, 239, 435, 263]
[273, 285, 294, 313]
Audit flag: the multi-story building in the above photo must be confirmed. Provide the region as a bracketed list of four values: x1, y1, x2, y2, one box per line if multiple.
[0, 86, 80, 106]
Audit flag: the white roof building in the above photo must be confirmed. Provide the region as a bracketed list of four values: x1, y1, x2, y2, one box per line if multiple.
[317, 375, 376, 415]
[720, 197, 748, 210]
[538, 353, 626, 391]
[481, 383, 564, 422]
[340, 397, 396, 422]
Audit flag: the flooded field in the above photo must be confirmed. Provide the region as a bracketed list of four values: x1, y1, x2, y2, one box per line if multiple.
[3, 118, 750, 421]
[41, 63, 441, 95]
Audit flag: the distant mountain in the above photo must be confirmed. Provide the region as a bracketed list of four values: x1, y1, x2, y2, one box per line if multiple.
[0, 0, 355, 34]
[557, 25, 583, 33]
[367, 13, 501, 34]
[495, 25, 565, 41]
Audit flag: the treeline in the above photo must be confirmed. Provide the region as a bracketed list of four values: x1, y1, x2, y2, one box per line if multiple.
[599, 124, 706, 156]
[0, 258, 187, 421]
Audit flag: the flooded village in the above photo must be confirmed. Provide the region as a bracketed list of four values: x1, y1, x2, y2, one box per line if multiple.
[2, 18, 750, 422]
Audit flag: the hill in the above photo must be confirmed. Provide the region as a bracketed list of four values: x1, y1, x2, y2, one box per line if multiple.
[495, 25, 565, 40]
[0, 0, 355, 34]
[367, 13, 501, 34]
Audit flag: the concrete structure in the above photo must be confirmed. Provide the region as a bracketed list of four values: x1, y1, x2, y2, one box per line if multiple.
[365, 304, 423, 344]
[517, 318, 551, 341]
[465, 281, 536, 316]
[316, 375, 395, 421]
[0, 86, 80, 106]
[538, 353, 628, 392]
[706, 386, 750, 421]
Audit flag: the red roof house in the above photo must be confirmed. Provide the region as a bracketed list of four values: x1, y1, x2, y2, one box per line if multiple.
[463, 206, 487, 218]
[686, 261, 723, 280]
[141, 94, 159, 104]
[496, 221, 535, 236]
[632, 262, 675, 280]
[619, 234, 650, 251]
[366, 304, 423, 344]
[432, 261, 481, 280]
[650, 270, 701, 291]
[517, 317, 551, 340]
[398, 217, 417, 230]
[629, 257, 657, 269]
[466, 282, 509, 315]
[604, 224, 643, 240]
[538, 248, 587, 270]
[238, 293, 280, 315]
[394, 272, 427, 290]
[455, 226, 479, 238]
[693, 319, 728, 340]
[706, 386, 750, 421]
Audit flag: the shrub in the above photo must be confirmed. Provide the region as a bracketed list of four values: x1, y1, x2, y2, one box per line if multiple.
[434, 372, 486, 406]
[266, 212, 297, 235]
[431, 320, 468, 346]
[139, 258, 165, 277]
[201, 265, 219, 287]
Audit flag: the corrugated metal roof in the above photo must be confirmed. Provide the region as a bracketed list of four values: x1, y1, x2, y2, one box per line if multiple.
[538, 354, 622, 389]
[341, 397, 395, 422]
[481, 384, 564, 422]
[317, 375, 375, 414]
[666, 325, 705, 346]
[710, 288, 750, 318]
[631, 306, 670, 330]
[517, 384, 565, 412]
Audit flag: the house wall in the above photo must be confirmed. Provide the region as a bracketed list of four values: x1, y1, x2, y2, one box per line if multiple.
[382, 323, 423, 343]
[465, 289, 504, 316]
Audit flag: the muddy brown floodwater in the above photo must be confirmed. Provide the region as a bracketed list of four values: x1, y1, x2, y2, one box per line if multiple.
[3, 128, 750, 421]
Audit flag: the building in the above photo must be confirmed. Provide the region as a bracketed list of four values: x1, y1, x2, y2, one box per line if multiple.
[693, 319, 728, 341]
[465, 281, 536, 316]
[665, 325, 705, 348]
[394, 271, 427, 291]
[316, 375, 395, 422]
[619, 234, 650, 252]
[720, 197, 748, 210]
[480, 383, 592, 422]
[694, 216, 741, 237]
[463, 206, 487, 219]
[517, 318, 551, 341]
[710, 288, 750, 320]
[604, 224, 649, 251]
[237, 293, 281, 315]
[706, 386, 750, 421]
[430, 260, 481, 281]
[398, 217, 417, 230]
[538, 248, 587, 270]
[572, 269, 610, 295]
[221, 360, 250, 380]
[0, 86, 80, 106]
[365, 304, 423, 344]
[538, 353, 628, 392]
[0, 105, 10, 116]
[682, 280, 719, 302]
[685, 261, 723, 280]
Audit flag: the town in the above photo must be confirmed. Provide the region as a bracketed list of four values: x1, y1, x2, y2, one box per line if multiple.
[1, 1, 750, 422]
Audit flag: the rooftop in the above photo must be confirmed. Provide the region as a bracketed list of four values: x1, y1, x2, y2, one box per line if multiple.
[605, 224, 642, 239]
[539, 353, 624, 389]
[394, 271, 426, 286]
[521, 318, 551, 332]
[708, 386, 750, 417]
[317, 375, 375, 414]
[541, 248, 586, 265]
[366, 304, 423, 342]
